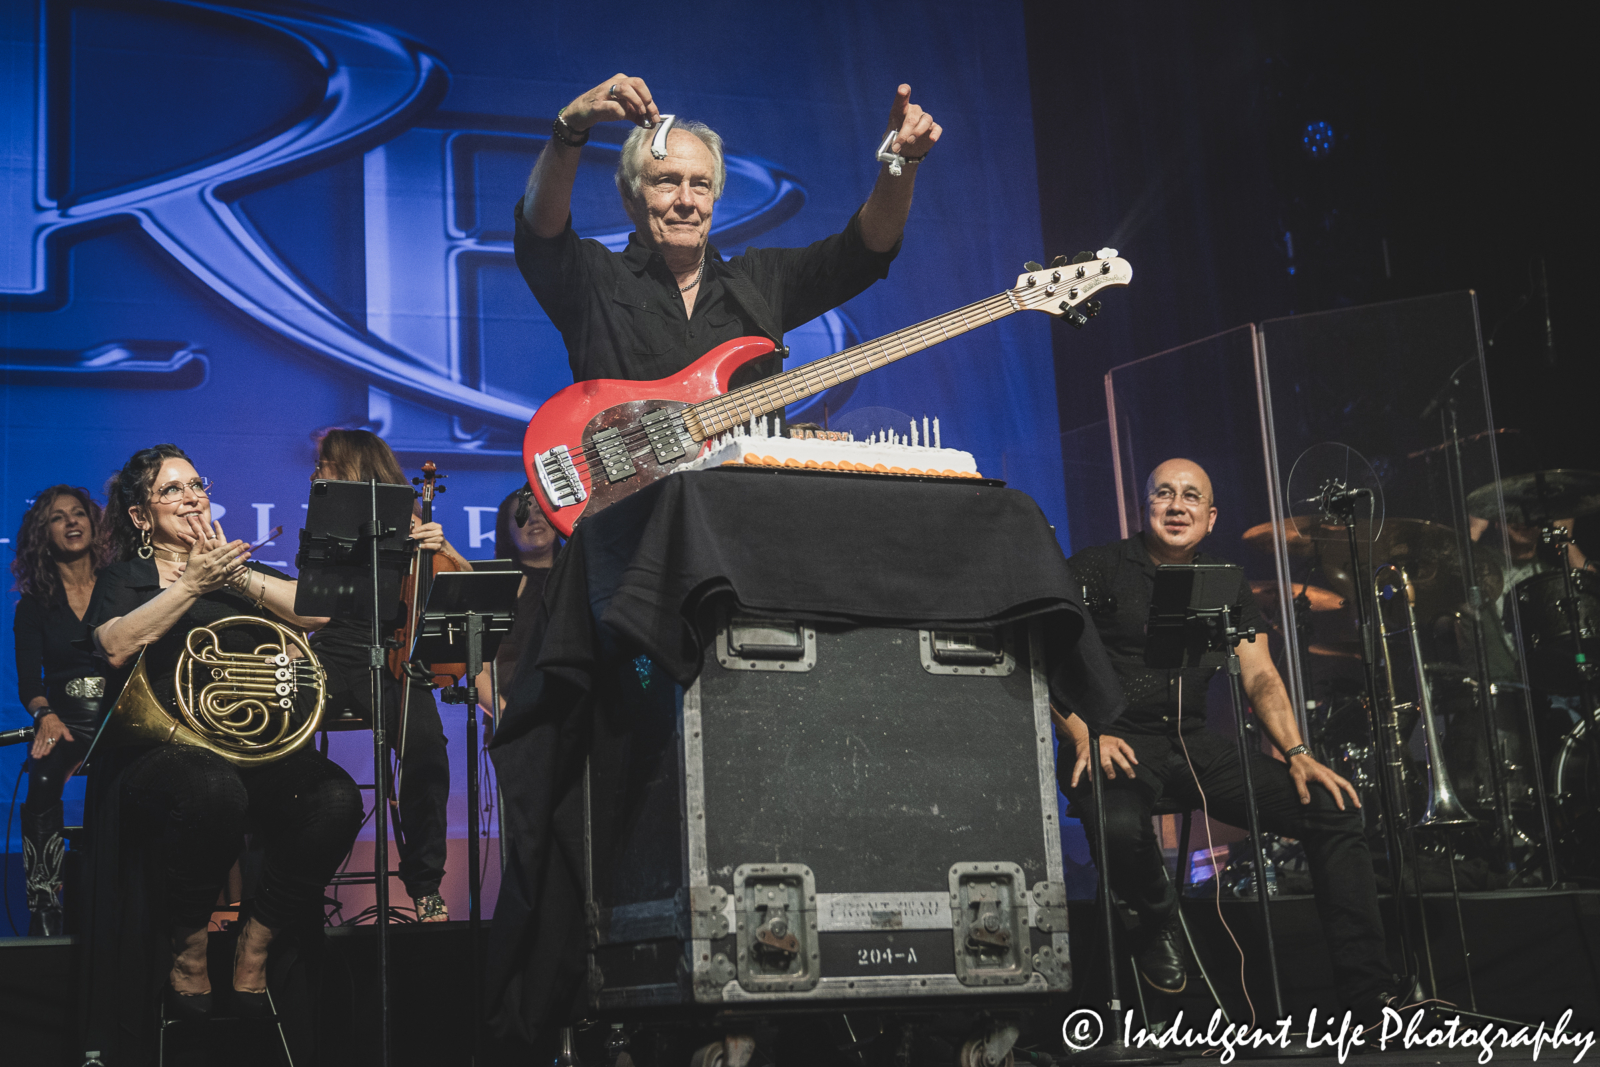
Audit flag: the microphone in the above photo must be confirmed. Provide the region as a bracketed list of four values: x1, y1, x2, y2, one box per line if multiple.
[1419, 358, 1477, 420]
[0, 726, 36, 748]
[1419, 376, 1456, 420]
[1300, 480, 1367, 517]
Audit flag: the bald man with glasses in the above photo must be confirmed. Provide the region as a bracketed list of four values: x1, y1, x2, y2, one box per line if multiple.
[1055, 458, 1412, 1017]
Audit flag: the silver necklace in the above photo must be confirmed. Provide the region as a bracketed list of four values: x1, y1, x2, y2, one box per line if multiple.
[678, 257, 705, 292]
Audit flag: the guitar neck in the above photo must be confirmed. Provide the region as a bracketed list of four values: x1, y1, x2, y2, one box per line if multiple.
[686, 291, 1018, 440]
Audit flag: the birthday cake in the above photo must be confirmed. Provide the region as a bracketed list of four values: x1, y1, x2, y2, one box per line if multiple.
[679, 418, 982, 478]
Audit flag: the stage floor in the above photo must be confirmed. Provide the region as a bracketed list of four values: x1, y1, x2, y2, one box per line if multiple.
[2, 889, 1594, 1065]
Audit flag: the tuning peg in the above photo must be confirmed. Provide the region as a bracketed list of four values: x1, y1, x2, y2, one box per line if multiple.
[1070, 251, 1096, 264]
[436, 483, 448, 493]
[1024, 260, 1044, 273]
[1049, 255, 1069, 268]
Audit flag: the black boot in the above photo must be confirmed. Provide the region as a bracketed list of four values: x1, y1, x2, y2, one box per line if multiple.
[1354, 974, 1424, 1024]
[22, 809, 66, 937]
[1133, 909, 1187, 995]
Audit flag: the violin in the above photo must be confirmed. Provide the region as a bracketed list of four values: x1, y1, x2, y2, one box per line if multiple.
[389, 461, 472, 685]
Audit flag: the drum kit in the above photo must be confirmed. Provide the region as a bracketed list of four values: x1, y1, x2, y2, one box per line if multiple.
[1241, 469, 1600, 882]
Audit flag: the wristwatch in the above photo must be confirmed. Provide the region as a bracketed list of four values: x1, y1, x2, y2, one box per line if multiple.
[1283, 743, 1310, 759]
[31, 703, 52, 725]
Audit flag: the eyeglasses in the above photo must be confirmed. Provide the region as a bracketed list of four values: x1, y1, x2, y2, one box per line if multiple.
[1149, 487, 1208, 507]
[153, 477, 212, 504]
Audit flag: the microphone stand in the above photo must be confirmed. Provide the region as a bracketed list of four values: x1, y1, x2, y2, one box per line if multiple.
[1066, 736, 1172, 1065]
[1327, 489, 1420, 983]
[296, 477, 412, 1067]
[1210, 606, 1317, 1055]
[364, 478, 393, 1067]
[1142, 565, 1316, 1056]
[1428, 365, 1527, 879]
[413, 568, 518, 1065]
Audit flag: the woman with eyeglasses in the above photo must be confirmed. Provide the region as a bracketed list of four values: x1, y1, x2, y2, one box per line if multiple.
[308, 428, 471, 923]
[9, 485, 111, 934]
[80, 444, 361, 1054]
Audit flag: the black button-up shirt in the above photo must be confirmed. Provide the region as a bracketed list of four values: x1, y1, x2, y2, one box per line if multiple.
[13, 590, 104, 707]
[512, 199, 899, 383]
[1066, 534, 1266, 734]
[86, 558, 294, 713]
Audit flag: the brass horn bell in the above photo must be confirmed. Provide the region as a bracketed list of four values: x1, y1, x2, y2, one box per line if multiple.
[103, 616, 327, 767]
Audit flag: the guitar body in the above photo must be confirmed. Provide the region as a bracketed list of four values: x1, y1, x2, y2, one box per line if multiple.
[522, 336, 777, 535]
[521, 253, 1133, 536]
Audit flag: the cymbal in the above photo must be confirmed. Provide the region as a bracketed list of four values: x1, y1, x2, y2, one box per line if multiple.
[1245, 516, 1467, 624]
[1243, 516, 1459, 564]
[1308, 641, 1364, 660]
[1466, 469, 1600, 523]
[1250, 580, 1345, 612]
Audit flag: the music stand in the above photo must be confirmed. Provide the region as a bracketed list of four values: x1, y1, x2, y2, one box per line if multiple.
[409, 566, 518, 1062]
[1145, 564, 1312, 1051]
[294, 478, 413, 1067]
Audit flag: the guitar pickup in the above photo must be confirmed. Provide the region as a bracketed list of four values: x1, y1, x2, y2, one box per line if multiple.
[534, 445, 587, 508]
[592, 427, 638, 483]
[641, 408, 689, 464]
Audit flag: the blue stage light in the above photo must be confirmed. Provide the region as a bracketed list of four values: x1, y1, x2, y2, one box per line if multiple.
[1302, 121, 1334, 158]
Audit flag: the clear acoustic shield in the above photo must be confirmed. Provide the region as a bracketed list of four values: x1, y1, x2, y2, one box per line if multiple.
[1104, 325, 1289, 730]
[1257, 291, 1546, 847]
[1058, 419, 1121, 556]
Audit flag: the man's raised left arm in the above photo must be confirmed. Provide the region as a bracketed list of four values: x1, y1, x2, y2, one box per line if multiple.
[858, 84, 942, 253]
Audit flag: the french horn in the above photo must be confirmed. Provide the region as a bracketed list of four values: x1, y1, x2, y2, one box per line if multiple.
[104, 615, 326, 766]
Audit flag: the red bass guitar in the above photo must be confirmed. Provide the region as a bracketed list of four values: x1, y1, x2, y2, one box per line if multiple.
[522, 252, 1133, 535]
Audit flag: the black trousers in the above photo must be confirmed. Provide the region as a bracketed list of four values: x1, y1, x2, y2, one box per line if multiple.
[323, 669, 451, 899]
[22, 722, 93, 924]
[1063, 725, 1392, 1005]
[22, 717, 93, 841]
[119, 745, 362, 930]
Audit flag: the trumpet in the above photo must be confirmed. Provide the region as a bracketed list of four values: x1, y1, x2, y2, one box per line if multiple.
[1374, 563, 1476, 827]
[102, 615, 326, 766]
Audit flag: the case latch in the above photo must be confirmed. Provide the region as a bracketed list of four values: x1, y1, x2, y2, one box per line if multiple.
[949, 862, 1031, 986]
[733, 863, 819, 992]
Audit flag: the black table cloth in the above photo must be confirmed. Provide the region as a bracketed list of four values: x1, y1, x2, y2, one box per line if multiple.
[484, 468, 1125, 1056]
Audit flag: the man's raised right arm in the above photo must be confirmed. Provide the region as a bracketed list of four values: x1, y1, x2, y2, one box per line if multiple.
[522, 74, 661, 237]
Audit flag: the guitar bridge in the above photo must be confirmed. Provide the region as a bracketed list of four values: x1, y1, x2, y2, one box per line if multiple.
[534, 445, 587, 508]
[592, 427, 638, 483]
[641, 408, 690, 464]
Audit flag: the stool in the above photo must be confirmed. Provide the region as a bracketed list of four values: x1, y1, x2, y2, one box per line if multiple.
[318, 709, 406, 915]
[157, 988, 295, 1066]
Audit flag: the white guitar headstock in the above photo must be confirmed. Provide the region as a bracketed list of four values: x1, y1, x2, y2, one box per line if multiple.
[1012, 250, 1132, 327]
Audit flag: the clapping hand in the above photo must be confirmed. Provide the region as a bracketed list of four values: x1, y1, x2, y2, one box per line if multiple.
[176, 513, 251, 595]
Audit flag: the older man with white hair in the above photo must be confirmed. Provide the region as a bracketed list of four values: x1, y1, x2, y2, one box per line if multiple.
[514, 73, 939, 389]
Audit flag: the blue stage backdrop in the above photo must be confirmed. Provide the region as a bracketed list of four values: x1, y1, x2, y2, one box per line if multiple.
[1, 0, 1072, 903]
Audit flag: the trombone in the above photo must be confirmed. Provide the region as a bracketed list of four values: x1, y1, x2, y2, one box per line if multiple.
[1374, 562, 1476, 828]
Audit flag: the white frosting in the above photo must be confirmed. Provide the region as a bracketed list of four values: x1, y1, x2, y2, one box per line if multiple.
[679, 432, 981, 478]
